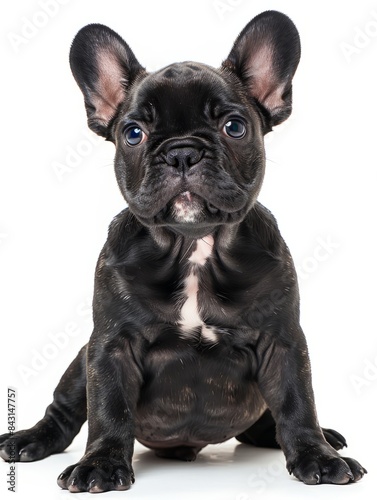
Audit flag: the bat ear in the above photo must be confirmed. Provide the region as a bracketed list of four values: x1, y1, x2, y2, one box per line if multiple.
[69, 24, 145, 139]
[222, 11, 301, 128]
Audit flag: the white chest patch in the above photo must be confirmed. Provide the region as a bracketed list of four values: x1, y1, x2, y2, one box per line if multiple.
[179, 236, 217, 343]
[188, 235, 214, 265]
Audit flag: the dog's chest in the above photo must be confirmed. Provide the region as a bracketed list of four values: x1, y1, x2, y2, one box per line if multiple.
[178, 235, 218, 342]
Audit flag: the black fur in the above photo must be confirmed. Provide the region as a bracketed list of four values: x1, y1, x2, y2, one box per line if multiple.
[0, 11, 366, 493]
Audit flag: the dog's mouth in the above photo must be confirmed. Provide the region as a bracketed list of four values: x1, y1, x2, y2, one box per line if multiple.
[132, 183, 253, 231]
[130, 179, 252, 231]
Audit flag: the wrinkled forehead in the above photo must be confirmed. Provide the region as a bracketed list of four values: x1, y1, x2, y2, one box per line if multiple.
[125, 62, 246, 126]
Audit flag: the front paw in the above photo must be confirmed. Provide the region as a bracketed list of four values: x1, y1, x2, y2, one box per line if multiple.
[57, 457, 135, 493]
[288, 449, 367, 485]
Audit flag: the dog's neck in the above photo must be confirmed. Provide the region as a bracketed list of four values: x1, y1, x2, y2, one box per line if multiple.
[147, 223, 239, 255]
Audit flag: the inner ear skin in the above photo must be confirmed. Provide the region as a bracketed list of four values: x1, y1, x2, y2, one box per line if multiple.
[222, 11, 300, 128]
[69, 23, 146, 139]
[87, 49, 128, 132]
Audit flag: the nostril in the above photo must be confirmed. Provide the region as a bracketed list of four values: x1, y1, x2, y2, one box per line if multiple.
[166, 149, 179, 167]
[188, 149, 203, 166]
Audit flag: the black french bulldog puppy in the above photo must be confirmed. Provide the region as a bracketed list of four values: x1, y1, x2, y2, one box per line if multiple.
[0, 10, 366, 493]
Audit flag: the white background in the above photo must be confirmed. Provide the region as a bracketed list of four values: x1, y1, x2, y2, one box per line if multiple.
[0, 0, 376, 498]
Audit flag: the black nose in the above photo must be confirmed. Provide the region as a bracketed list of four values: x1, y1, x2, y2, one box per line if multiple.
[165, 147, 203, 170]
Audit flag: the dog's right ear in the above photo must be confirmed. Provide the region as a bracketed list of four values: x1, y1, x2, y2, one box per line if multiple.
[69, 24, 145, 139]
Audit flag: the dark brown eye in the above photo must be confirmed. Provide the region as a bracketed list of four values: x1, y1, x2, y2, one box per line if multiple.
[224, 119, 246, 139]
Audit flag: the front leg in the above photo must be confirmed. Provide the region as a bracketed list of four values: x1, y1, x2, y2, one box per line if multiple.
[58, 332, 142, 493]
[257, 325, 367, 485]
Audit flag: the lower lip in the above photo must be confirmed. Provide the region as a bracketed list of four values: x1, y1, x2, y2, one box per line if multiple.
[172, 192, 220, 216]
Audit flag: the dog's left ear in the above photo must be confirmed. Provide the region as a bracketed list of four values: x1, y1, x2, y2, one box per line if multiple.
[223, 11, 300, 129]
[69, 24, 145, 139]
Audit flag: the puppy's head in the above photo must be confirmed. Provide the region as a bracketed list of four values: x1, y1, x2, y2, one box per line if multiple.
[70, 11, 300, 237]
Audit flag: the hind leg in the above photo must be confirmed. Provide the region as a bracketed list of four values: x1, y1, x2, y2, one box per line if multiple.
[236, 409, 280, 448]
[236, 409, 348, 451]
[0, 345, 87, 462]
